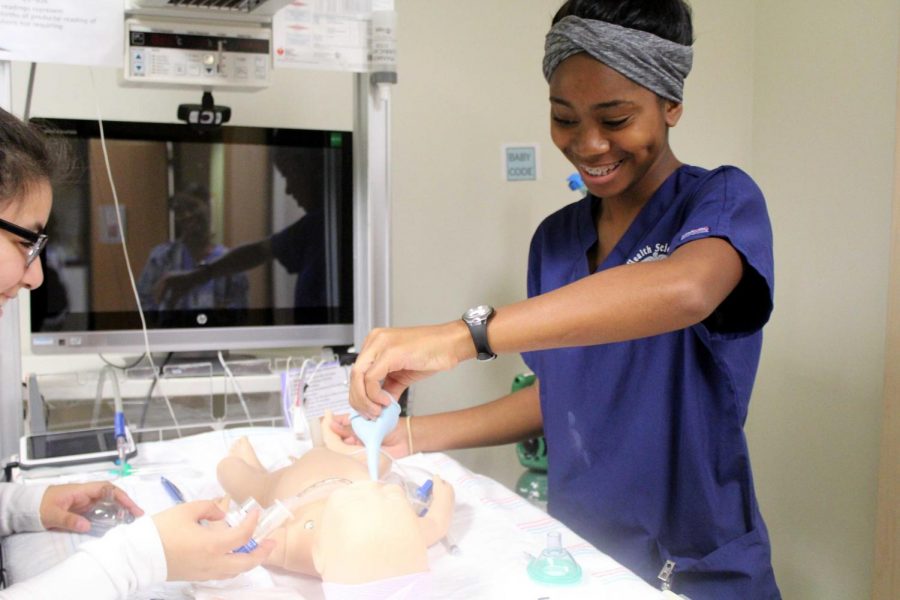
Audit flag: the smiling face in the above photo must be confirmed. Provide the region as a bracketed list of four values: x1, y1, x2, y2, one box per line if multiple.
[549, 53, 683, 205]
[171, 194, 211, 243]
[0, 179, 52, 318]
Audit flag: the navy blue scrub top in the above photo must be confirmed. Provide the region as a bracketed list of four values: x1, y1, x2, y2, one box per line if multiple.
[522, 165, 781, 599]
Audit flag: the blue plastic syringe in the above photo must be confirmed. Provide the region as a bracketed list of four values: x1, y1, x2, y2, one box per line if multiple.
[114, 411, 128, 470]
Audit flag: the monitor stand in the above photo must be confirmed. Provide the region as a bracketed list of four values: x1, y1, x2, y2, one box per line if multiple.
[116, 350, 259, 376]
[162, 350, 259, 374]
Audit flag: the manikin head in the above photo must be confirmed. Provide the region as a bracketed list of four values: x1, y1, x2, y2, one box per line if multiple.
[313, 479, 429, 583]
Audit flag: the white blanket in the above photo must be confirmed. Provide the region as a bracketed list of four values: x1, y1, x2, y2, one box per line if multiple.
[4, 428, 665, 599]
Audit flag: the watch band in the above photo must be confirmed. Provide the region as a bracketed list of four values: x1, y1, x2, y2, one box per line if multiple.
[468, 322, 495, 361]
[463, 306, 496, 361]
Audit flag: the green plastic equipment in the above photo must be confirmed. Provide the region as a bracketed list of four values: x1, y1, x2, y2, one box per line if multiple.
[512, 373, 548, 507]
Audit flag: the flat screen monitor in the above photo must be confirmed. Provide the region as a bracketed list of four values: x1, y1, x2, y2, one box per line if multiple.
[29, 118, 354, 354]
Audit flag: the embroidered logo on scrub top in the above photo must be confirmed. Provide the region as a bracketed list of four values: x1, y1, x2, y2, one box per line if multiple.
[679, 226, 710, 241]
[626, 242, 670, 264]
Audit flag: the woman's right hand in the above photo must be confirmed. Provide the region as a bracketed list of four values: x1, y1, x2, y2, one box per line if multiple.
[152, 500, 274, 582]
[349, 321, 475, 419]
[328, 413, 413, 459]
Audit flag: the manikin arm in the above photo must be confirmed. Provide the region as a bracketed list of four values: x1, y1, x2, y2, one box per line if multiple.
[417, 475, 454, 547]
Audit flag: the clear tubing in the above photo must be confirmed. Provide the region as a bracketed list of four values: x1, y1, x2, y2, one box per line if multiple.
[293, 478, 354, 506]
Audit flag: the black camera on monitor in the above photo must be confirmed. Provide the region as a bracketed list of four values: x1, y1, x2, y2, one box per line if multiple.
[177, 91, 231, 129]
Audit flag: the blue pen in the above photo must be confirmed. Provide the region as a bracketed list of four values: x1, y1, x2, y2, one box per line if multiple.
[160, 476, 186, 504]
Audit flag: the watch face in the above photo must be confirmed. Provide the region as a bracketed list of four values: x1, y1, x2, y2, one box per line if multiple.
[465, 305, 493, 322]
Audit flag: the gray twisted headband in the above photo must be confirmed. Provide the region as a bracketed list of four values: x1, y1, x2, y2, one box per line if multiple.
[543, 16, 693, 103]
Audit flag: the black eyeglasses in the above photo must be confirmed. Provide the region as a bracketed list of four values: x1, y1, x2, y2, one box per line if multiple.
[0, 217, 48, 268]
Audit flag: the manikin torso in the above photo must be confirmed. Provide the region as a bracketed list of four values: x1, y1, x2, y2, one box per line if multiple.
[215, 413, 454, 584]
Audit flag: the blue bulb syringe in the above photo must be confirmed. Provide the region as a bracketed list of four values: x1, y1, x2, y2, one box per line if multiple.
[349, 394, 401, 481]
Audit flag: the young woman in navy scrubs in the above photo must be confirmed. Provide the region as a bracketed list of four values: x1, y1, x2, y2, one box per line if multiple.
[340, 1, 780, 597]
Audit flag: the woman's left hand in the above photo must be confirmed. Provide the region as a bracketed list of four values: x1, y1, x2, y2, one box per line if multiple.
[40, 482, 144, 533]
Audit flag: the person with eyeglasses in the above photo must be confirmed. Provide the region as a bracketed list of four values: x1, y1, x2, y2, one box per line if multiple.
[0, 106, 274, 598]
[0, 217, 46, 268]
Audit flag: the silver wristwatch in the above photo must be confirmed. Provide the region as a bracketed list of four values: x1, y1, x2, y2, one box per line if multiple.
[462, 305, 496, 361]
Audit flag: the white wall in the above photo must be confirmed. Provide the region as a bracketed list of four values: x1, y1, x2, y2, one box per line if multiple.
[387, 0, 567, 488]
[672, 1, 755, 168]
[749, 1, 900, 598]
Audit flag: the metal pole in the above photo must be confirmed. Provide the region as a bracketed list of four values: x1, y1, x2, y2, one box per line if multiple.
[353, 71, 392, 347]
[0, 60, 25, 461]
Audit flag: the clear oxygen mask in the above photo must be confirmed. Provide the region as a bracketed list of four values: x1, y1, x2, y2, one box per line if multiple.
[526, 531, 583, 586]
[82, 487, 135, 537]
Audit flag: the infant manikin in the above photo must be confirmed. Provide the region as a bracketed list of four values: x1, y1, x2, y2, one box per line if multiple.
[215, 411, 454, 593]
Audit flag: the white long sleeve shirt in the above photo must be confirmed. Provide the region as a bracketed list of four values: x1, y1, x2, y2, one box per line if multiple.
[0, 482, 167, 599]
